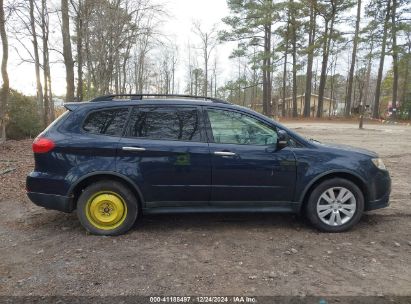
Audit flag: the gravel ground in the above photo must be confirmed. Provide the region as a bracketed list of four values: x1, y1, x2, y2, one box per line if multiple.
[0, 122, 410, 296]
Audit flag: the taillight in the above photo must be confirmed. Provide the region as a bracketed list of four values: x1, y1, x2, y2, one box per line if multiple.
[32, 137, 55, 153]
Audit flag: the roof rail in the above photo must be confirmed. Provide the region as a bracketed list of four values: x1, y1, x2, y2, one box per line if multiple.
[90, 94, 230, 104]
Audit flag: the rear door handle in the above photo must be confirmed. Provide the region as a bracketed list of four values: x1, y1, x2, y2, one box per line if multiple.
[122, 146, 146, 152]
[214, 151, 236, 156]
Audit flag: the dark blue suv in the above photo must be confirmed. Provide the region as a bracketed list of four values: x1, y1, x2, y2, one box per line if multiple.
[26, 94, 391, 235]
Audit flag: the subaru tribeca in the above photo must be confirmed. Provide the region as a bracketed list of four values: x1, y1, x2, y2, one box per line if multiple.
[26, 94, 391, 235]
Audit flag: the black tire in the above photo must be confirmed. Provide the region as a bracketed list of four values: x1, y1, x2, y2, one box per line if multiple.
[76, 180, 138, 236]
[306, 178, 364, 232]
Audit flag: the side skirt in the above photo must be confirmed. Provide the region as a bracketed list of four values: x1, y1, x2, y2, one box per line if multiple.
[142, 202, 301, 215]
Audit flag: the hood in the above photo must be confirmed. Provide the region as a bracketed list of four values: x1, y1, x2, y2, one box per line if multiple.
[314, 142, 378, 158]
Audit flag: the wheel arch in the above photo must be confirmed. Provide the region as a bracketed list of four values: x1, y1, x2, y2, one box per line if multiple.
[299, 170, 368, 213]
[68, 171, 144, 210]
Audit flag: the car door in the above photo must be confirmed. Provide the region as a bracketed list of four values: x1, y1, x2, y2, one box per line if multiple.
[117, 105, 211, 207]
[204, 107, 296, 205]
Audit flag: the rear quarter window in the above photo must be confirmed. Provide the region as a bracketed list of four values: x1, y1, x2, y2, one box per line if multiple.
[83, 108, 129, 136]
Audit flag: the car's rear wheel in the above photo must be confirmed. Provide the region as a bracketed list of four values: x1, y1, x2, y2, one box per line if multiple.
[76, 180, 138, 236]
[306, 178, 364, 232]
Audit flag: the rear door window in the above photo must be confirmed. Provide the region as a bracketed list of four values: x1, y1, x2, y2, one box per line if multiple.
[83, 108, 129, 136]
[126, 106, 202, 142]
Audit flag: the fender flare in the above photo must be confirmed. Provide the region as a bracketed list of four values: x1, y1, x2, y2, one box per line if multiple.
[68, 171, 145, 205]
[298, 169, 368, 203]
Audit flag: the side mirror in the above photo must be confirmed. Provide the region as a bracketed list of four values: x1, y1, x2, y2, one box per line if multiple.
[277, 130, 289, 150]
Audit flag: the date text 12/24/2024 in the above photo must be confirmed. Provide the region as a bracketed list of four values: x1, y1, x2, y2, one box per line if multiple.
[149, 297, 257, 303]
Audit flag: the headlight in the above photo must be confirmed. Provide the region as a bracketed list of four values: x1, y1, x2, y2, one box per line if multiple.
[371, 158, 386, 170]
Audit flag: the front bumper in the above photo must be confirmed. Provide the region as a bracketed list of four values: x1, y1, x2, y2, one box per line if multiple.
[365, 169, 391, 211]
[365, 191, 390, 211]
[27, 192, 74, 213]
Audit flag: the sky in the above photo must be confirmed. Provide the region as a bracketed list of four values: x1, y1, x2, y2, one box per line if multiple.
[2, 0, 235, 97]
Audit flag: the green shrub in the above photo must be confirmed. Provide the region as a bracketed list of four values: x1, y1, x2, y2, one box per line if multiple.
[5, 89, 43, 140]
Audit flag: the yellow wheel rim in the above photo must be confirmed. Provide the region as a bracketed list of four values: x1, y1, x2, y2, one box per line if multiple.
[85, 191, 127, 230]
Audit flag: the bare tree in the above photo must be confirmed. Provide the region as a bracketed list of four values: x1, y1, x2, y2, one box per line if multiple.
[71, 0, 84, 101]
[11, 0, 45, 123]
[193, 21, 218, 97]
[303, 0, 317, 117]
[289, 0, 299, 117]
[29, 0, 44, 116]
[263, 20, 273, 116]
[345, 0, 361, 117]
[281, 6, 290, 117]
[41, 0, 53, 124]
[61, 0, 75, 102]
[212, 55, 218, 97]
[372, 0, 391, 119]
[402, 31, 411, 120]
[0, 0, 8, 141]
[390, 0, 398, 119]
[80, 0, 165, 96]
[316, 0, 336, 118]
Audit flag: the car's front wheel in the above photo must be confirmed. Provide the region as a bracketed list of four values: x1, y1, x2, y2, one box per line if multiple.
[76, 180, 138, 236]
[306, 178, 364, 232]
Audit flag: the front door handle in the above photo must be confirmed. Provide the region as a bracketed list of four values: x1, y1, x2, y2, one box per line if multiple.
[214, 151, 236, 156]
[122, 146, 146, 152]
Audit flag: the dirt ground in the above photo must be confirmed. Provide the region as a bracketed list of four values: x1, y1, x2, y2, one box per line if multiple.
[0, 121, 410, 296]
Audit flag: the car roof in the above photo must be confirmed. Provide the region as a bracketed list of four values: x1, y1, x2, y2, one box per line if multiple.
[64, 98, 237, 111]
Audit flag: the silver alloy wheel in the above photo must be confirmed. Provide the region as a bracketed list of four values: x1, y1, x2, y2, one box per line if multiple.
[316, 187, 357, 226]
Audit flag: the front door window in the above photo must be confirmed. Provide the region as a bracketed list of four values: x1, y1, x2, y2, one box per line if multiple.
[207, 109, 277, 146]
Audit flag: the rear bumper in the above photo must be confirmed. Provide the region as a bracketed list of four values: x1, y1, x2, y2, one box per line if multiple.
[27, 192, 74, 213]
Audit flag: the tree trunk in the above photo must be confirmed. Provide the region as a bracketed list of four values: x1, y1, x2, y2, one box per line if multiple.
[41, 0, 49, 125]
[122, 43, 131, 94]
[262, 54, 268, 114]
[329, 54, 337, 116]
[316, 17, 332, 118]
[48, 69, 54, 121]
[267, 23, 273, 117]
[282, 8, 290, 117]
[345, 0, 361, 117]
[0, 0, 9, 141]
[391, 0, 398, 119]
[75, 0, 83, 101]
[61, 0, 75, 102]
[237, 56, 241, 103]
[290, 0, 298, 118]
[401, 45, 410, 119]
[281, 54, 288, 117]
[204, 35, 208, 97]
[362, 39, 374, 111]
[282, 54, 288, 117]
[84, 6, 91, 99]
[263, 23, 273, 117]
[29, 0, 44, 117]
[172, 55, 176, 94]
[304, 3, 316, 118]
[373, 0, 391, 119]
[214, 58, 218, 97]
[194, 71, 198, 96]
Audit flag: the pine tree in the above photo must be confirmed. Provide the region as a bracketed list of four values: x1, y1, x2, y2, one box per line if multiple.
[221, 0, 280, 117]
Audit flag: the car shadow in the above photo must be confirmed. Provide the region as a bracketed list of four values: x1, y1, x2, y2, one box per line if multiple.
[20, 209, 309, 235]
[18, 207, 399, 236]
[135, 212, 305, 232]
